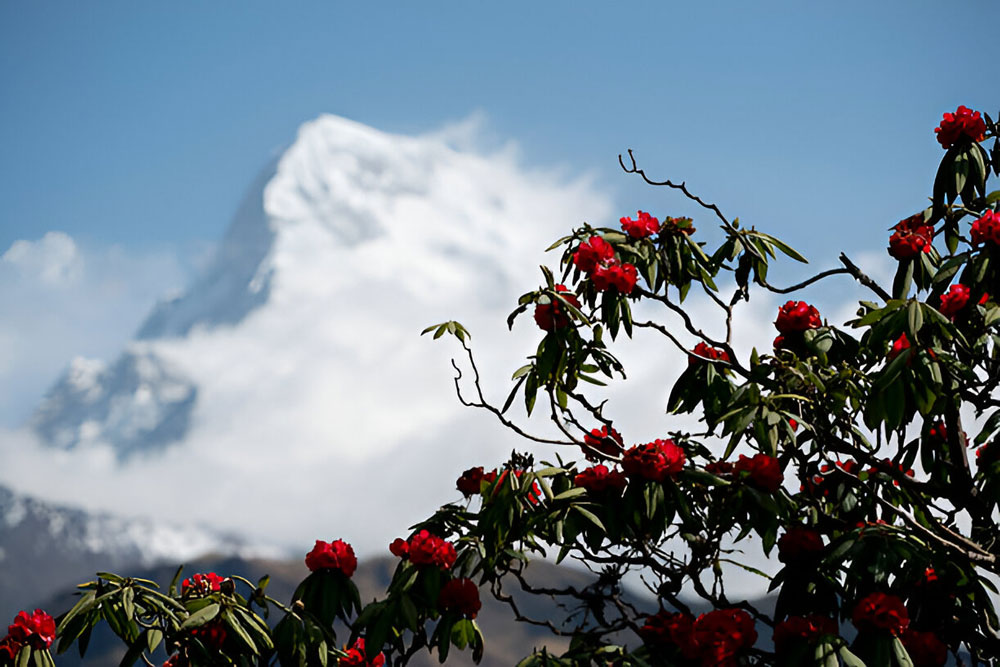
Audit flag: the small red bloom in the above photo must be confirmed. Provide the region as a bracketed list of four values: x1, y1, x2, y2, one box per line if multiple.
[774, 301, 822, 333]
[688, 342, 730, 366]
[582, 425, 624, 460]
[777, 527, 824, 564]
[692, 609, 757, 666]
[621, 439, 686, 482]
[339, 638, 386, 667]
[389, 538, 409, 559]
[852, 592, 909, 635]
[888, 214, 934, 260]
[638, 611, 698, 659]
[620, 210, 661, 239]
[789, 418, 798, 432]
[456, 466, 486, 496]
[305, 539, 357, 577]
[533, 284, 581, 331]
[572, 236, 615, 274]
[401, 530, 457, 570]
[574, 464, 627, 495]
[734, 453, 783, 493]
[438, 578, 482, 619]
[181, 572, 224, 595]
[935, 105, 987, 148]
[888, 332, 911, 361]
[971, 210, 1000, 247]
[773, 615, 838, 654]
[939, 284, 971, 319]
[591, 261, 638, 294]
[901, 629, 948, 667]
[6, 610, 55, 651]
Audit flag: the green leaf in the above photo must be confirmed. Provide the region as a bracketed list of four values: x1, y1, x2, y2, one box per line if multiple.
[892, 636, 915, 667]
[906, 300, 923, 335]
[839, 645, 867, 667]
[572, 505, 606, 533]
[180, 603, 220, 630]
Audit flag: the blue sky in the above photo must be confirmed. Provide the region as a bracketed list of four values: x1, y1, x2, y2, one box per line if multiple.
[3, 1, 996, 258]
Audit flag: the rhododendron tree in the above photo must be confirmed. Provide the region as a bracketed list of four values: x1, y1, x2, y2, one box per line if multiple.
[36, 105, 1000, 666]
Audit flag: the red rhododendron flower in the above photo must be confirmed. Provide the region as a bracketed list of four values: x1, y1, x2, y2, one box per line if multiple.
[181, 572, 224, 595]
[438, 578, 482, 619]
[621, 439, 686, 482]
[533, 284, 581, 331]
[6, 610, 55, 650]
[305, 539, 357, 577]
[339, 638, 385, 667]
[574, 464, 627, 495]
[888, 214, 934, 260]
[638, 611, 698, 659]
[939, 284, 971, 318]
[688, 341, 730, 365]
[591, 261, 638, 294]
[692, 609, 757, 667]
[935, 105, 987, 148]
[620, 210, 661, 239]
[971, 210, 1000, 247]
[852, 592, 909, 635]
[773, 615, 838, 654]
[190, 621, 227, 650]
[402, 530, 457, 570]
[456, 466, 486, 496]
[901, 629, 948, 667]
[572, 235, 615, 274]
[777, 527, 824, 563]
[774, 301, 822, 333]
[389, 538, 409, 559]
[582, 425, 624, 460]
[888, 332, 911, 361]
[734, 453, 783, 493]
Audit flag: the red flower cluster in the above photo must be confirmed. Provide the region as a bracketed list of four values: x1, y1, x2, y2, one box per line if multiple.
[582, 425, 624, 460]
[190, 621, 227, 650]
[935, 105, 987, 148]
[456, 466, 488, 496]
[971, 210, 1000, 247]
[774, 301, 822, 334]
[777, 527, 824, 564]
[888, 214, 934, 260]
[688, 341, 730, 366]
[852, 592, 909, 635]
[620, 210, 661, 239]
[572, 235, 638, 294]
[621, 439, 686, 482]
[574, 464, 627, 495]
[772, 615, 838, 654]
[390, 530, 457, 570]
[533, 284, 581, 331]
[939, 284, 971, 318]
[901, 629, 948, 667]
[888, 332, 911, 361]
[734, 453, 783, 493]
[0, 610, 56, 658]
[181, 572, 224, 595]
[438, 578, 482, 619]
[339, 638, 385, 667]
[305, 539, 357, 577]
[639, 609, 756, 666]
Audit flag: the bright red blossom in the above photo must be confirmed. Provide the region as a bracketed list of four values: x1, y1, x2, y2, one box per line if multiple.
[692, 609, 758, 667]
[777, 527, 824, 563]
[621, 439, 686, 482]
[901, 629, 948, 667]
[773, 615, 838, 653]
[620, 210, 660, 239]
[456, 466, 486, 496]
[774, 301, 822, 333]
[533, 284, 581, 331]
[438, 578, 482, 619]
[572, 235, 638, 294]
[582, 425, 624, 460]
[971, 210, 1000, 247]
[935, 105, 987, 148]
[181, 572, 224, 595]
[574, 464, 627, 495]
[688, 342, 730, 365]
[888, 332, 911, 361]
[394, 530, 457, 570]
[939, 284, 974, 318]
[734, 453, 783, 493]
[305, 539, 357, 577]
[6, 610, 55, 650]
[572, 236, 615, 274]
[852, 592, 909, 635]
[888, 214, 934, 260]
[339, 638, 385, 667]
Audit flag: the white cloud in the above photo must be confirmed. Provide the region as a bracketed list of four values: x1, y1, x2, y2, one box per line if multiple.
[2, 231, 83, 286]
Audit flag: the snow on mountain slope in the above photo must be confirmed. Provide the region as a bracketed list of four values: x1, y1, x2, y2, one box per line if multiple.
[7, 115, 613, 551]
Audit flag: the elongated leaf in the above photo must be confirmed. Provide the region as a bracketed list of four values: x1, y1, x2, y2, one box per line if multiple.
[180, 603, 220, 631]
